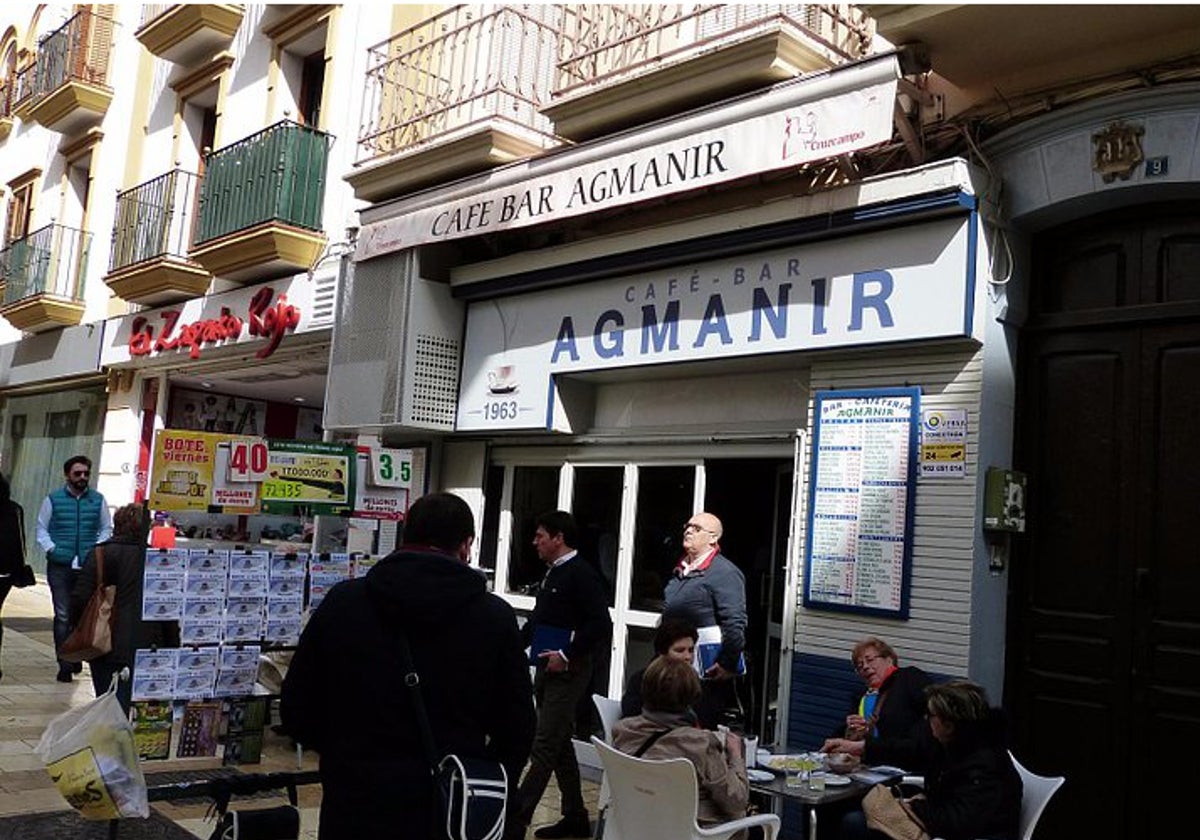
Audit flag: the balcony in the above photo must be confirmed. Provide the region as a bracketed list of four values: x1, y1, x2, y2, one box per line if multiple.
[26, 9, 115, 135]
[347, 4, 565, 203]
[136, 4, 244, 66]
[0, 80, 12, 142]
[546, 3, 873, 141]
[189, 120, 332, 284]
[105, 168, 212, 305]
[0, 224, 90, 333]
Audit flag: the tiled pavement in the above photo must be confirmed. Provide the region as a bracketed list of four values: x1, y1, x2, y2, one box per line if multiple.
[0, 582, 597, 839]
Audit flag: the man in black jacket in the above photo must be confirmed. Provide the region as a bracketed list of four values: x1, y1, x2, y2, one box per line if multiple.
[507, 511, 612, 840]
[281, 492, 535, 839]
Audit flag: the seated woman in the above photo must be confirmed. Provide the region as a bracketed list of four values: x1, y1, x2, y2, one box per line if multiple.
[822, 636, 934, 771]
[842, 680, 1023, 840]
[620, 617, 698, 718]
[612, 656, 748, 832]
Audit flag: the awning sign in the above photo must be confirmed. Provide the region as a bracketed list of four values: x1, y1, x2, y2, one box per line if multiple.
[356, 57, 899, 258]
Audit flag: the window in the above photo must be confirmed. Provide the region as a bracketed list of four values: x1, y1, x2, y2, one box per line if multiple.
[297, 51, 325, 127]
[4, 175, 35, 245]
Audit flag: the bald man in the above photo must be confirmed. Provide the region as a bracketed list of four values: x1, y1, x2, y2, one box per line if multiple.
[662, 511, 748, 729]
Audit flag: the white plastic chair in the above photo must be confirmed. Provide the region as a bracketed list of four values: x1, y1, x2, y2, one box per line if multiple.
[1009, 751, 1064, 840]
[592, 736, 780, 840]
[905, 750, 1064, 840]
[593, 693, 622, 743]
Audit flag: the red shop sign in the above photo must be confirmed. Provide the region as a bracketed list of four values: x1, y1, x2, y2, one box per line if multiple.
[129, 287, 302, 361]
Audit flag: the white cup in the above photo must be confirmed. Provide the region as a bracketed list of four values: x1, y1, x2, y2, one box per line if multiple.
[744, 736, 759, 767]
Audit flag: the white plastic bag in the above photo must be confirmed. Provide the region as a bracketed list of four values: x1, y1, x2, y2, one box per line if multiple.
[35, 675, 148, 819]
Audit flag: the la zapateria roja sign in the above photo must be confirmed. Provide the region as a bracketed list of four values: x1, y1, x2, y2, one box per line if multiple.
[129, 287, 301, 361]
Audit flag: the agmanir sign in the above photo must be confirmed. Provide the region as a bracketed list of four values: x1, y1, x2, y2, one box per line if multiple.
[356, 57, 899, 259]
[129, 287, 301, 360]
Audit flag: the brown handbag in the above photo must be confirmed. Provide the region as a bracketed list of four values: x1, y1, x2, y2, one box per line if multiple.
[862, 783, 930, 840]
[58, 546, 116, 663]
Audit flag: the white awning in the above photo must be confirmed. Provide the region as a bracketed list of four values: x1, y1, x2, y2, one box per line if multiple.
[355, 53, 901, 261]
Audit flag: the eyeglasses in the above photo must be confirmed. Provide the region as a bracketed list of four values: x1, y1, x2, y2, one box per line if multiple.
[70, 471, 90, 478]
[683, 522, 713, 535]
[855, 653, 883, 672]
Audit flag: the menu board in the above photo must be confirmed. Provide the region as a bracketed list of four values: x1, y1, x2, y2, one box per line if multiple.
[803, 388, 920, 617]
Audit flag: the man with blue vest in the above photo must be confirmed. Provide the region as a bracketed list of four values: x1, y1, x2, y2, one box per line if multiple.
[36, 455, 112, 682]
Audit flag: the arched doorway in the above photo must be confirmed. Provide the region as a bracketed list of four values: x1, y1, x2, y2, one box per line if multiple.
[1010, 202, 1200, 837]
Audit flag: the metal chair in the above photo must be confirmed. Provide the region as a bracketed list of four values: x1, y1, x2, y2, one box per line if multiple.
[591, 736, 780, 840]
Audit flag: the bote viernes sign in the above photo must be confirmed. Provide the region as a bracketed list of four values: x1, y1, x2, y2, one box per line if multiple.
[356, 58, 898, 258]
[457, 214, 976, 431]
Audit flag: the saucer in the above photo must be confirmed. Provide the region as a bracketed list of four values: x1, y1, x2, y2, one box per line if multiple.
[824, 774, 852, 786]
[747, 769, 775, 782]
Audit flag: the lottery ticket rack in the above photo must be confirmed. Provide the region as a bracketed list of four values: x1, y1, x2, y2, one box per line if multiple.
[131, 542, 379, 767]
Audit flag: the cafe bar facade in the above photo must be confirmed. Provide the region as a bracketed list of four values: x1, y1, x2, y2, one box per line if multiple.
[332, 48, 1013, 751]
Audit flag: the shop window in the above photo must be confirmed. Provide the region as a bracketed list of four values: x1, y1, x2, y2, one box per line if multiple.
[505, 466, 559, 595]
[478, 464, 505, 578]
[630, 466, 695, 612]
[572, 466, 623, 608]
[46, 410, 80, 438]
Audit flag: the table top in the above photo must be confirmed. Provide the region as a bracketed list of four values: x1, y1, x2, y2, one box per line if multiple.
[748, 772, 870, 806]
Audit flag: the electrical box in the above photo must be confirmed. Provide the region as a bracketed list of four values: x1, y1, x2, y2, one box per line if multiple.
[983, 468, 1026, 533]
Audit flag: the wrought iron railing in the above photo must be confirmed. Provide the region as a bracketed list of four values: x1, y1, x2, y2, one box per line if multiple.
[0, 79, 12, 119]
[194, 120, 333, 246]
[12, 62, 38, 112]
[556, 3, 871, 95]
[0, 223, 91, 305]
[30, 8, 115, 101]
[110, 168, 202, 272]
[357, 4, 564, 165]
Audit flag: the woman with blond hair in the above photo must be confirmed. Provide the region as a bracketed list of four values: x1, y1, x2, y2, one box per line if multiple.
[70, 503, 178, 712]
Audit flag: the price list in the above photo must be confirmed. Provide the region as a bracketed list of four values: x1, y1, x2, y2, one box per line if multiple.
[804, 389, 919, 616]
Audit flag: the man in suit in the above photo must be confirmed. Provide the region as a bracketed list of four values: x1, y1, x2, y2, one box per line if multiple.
[508, 510, 612, 840]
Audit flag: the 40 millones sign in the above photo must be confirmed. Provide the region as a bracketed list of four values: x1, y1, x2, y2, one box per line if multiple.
[260, 441, 356, 516]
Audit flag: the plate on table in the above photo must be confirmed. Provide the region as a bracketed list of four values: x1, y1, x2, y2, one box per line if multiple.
[761, 755, 803, 772]
[824, 774, 853, 786]
[747, 769, 775, 783]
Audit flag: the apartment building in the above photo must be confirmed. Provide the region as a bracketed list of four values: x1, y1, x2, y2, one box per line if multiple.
[0, 4, 387, 558]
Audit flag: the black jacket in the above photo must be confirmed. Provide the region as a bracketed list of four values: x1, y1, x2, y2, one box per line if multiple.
[908, 710, 1022, 840]
[281, 547, 535, 839]
[69, 535, 178, 666]
[855, 666, 936, 771]
[0, 500, 24, 577]
[524, 554, 612, 663]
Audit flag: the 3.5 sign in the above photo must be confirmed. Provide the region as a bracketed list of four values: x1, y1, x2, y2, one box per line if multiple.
[227, 439, 270, 482]
[370, 448, 413, 488]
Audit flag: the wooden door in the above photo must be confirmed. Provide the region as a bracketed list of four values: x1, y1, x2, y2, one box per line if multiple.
[1012, 208, 1200, 838]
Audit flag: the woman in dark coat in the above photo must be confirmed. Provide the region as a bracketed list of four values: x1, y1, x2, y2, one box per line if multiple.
[0, 473, 27, 681]
[841, 679, 1023, 840]
[70, 503, 178, 713]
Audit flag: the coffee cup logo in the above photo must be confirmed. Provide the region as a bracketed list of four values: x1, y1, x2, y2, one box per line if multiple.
[488, 364, 518, 394]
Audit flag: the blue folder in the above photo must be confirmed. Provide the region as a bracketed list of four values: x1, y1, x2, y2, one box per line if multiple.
[529, 623, 573, 665]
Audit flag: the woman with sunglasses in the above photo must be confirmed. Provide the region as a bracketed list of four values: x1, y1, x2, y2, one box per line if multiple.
[822, 636, 934, 772]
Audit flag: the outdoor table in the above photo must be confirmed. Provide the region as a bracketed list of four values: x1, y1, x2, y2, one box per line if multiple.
[748, 773, 870, 839]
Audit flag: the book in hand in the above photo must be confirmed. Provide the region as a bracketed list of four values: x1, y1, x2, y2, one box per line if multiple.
[695, 625, 747, 678]
[529, 623, 573, 665]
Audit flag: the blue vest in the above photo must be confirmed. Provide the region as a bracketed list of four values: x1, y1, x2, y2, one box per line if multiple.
[46, 486, 104, 566]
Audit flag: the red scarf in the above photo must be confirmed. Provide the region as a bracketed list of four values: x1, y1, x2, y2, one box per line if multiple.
[675, 546, 719, 577]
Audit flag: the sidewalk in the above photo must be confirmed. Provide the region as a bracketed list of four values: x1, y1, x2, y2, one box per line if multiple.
[0, 583, 595, 838]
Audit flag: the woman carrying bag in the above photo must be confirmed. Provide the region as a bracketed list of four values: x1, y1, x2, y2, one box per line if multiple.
[70, 504, 179, 713]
